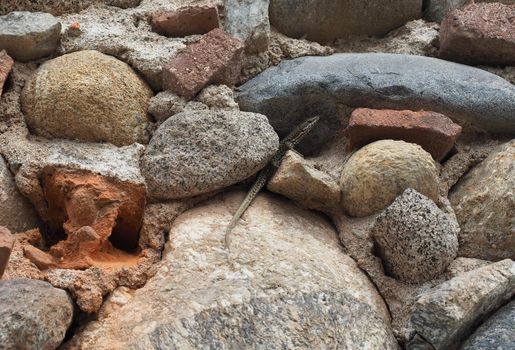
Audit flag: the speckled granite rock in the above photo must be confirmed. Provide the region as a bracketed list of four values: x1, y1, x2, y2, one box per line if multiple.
[21, 50, 153, 146]
[65, 191, 399, 349]
[224, 0, 270, 53]
[449, 140, 515, 261]
[340, 140, 440, 217]
[0, 279, 74, 350]
[0, 11, 61, 62]
[371, 189, 459, 283]
[141, 110, 279, 200]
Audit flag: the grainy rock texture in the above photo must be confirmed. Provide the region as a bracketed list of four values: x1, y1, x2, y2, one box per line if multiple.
[407, 259, 515, 350]
[66, 191, 398, 349]
[237, 53, 515, 153]
[196, 84, 239, 110]
[0, 0, 141, 16]
[462, 299, 515, 350]
[148, 90, 187, 124]
[439, 3, 515, 66]
[269, 0, 422, 43]
[0, 226, 14, 278]
[267, 150, 341, 210]
[163, 29, 244, 99]
[425, 0, 515, 23]
[371, 189, 459, 283]
[449, 140, 515, 261]
[346, 108, 462, 161]
[0, 49, 13, 96]
[151, 5, 219, 37]
[21, 50, 153, 146]
[142, 110, 279, 200]
[340, 140, 440, 217]
[0, 155, 41, 233]
[0, 279, 74, 350]
[0, 11, 61, 62]
[223, 0, 270, 53]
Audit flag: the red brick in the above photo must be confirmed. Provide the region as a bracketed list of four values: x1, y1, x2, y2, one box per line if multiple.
[346, 108, 462, 161]
[0, 226, 14, 278]
[163, 29, 244, 99]
[439, 3, 515, 66]
[151, 5, 220, 37]
[0, 49, 13, 97]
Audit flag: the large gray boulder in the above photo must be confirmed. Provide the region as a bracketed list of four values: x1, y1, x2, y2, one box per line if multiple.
[142, 110, 278, 200]
[237, 53, 515, 153]
[269, 0, 422, 43]
[407, 259, 515, 350]
[0, 11, 61, 62]
[449, 140, 515, 261]
[66, 191, 399, 349]
[0, 279, 74, 350]
[462, 299, 515, 350]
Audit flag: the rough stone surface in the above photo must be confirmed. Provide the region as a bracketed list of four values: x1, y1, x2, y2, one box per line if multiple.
[0, 279, 74, 350]
[440, 3, 515, 66]
[21, 50, 153, 146]
[269, 0, 422, 43]
[148, 90, 187, 124]
[0, 0, 141, 16]
[0, 226, 14, 278]
[163, 28, 244, 99]
[462, 299, 515, 350]
[224, 0, 270, 53]
[407, 259, 515, 350]
[0, 49, 13, 96]
[425, 0, 515, 23]
[142, 110, 279, 200]
[0, 155, 41, 233]
[267, 150, 341, 210]
[346, 108, 462, 161]
[151, 5, 220, 37]
[340, 140, 440, 217]
[237, 53, 515, 153]
[65, 191, 398, 349]
[0, 11, 61, 62]
[449, 140, 515, 261]
[371, 189, 459, 283]
[196, 84, 239, 110]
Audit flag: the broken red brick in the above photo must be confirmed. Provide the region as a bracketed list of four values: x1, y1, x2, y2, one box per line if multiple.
[346, 108, 462, 161]
[0, 226, 14, 278]
[440, 3, 515, 66]
[163, 28, 244, 99]
[151, 5, 220, 37]
[0, 50, 14, 97]
[37, 169, 146, 270]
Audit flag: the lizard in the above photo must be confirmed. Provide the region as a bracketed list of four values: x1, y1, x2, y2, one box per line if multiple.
[224, 115, 320, 249]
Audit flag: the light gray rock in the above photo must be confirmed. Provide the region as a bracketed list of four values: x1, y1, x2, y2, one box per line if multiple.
[269, 0, 422, 43]
[223, 0, 270, 53]
[267, 150, 341, 210]
[0, 0, 141, 16]
[0, 11, 61, 62]
[407, 259, 515, 350]
[141, 110, 279, 200]
[148, 91, 186, 124]
[0, 155, 40, 233]
[462, 299, 515, 350]
[196, 84, 239, 111]
[371, 189, 459, 283]
[66, 191, 399, 349]
[237, 53, 515, 152]
[0, 279, 74, 350]
[449, 140, 515, 261]
[424, 0, 515, 23]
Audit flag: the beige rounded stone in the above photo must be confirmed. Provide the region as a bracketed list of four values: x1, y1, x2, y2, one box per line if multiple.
[340, 139, 439, 217]
[21, 50, 153, 146]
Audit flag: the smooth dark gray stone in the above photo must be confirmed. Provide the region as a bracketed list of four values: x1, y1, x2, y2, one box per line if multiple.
[236, 53, 515, 153]
[462, 299, 515, 350]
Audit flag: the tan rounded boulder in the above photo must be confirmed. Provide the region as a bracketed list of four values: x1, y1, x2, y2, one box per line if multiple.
[340, 139, 439, 217]
[21, 50, 153, 146]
